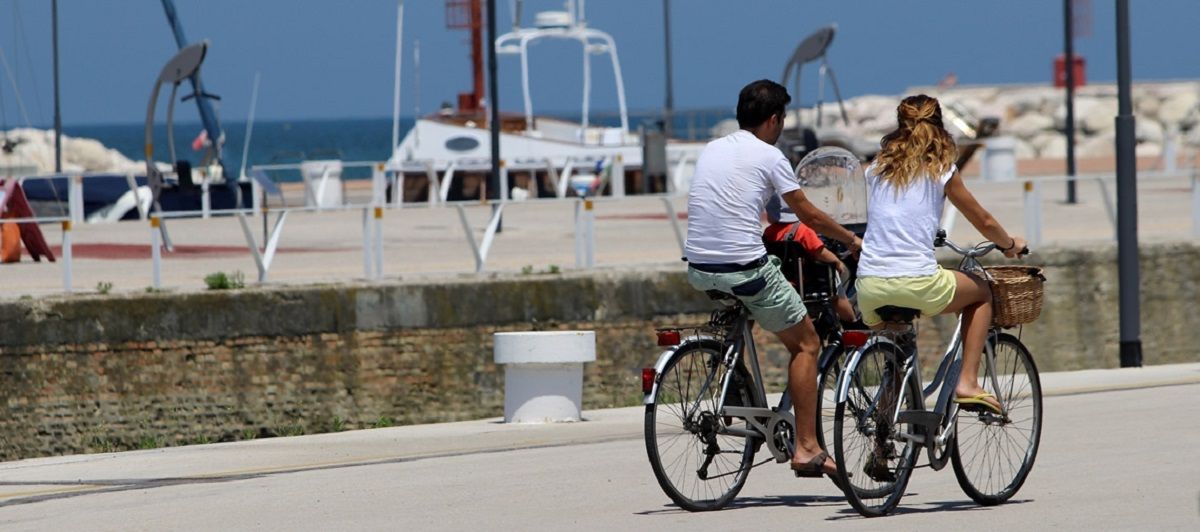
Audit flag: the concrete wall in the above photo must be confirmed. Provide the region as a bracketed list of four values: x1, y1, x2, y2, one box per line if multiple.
[2, 241, 1198, 460]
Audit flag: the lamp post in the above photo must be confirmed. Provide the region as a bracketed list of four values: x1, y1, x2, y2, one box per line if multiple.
[1114, 0, 1141, 367]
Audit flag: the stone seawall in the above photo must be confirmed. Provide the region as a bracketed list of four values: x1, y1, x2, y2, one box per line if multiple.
[2, 241, 1198, 460]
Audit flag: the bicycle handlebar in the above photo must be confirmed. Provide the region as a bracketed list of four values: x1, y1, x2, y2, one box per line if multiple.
[934, 229, 1030, 258]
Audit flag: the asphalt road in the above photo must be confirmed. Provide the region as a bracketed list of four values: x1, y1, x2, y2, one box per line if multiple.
[0, 371, 1197, 530]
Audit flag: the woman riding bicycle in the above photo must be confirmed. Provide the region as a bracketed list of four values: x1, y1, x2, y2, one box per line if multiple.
[855, 94, 1027, 414]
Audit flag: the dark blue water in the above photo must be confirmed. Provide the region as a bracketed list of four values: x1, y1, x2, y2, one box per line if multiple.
[63, 109, 731, 182]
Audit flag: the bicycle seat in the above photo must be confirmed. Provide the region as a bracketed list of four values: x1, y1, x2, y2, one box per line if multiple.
[705, 290, 738, 304]
[876, 305, 921, 324]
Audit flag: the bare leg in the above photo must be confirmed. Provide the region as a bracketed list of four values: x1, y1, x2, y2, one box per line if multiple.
[775, 317, 836, 475]
[940, 271, 1000, 410]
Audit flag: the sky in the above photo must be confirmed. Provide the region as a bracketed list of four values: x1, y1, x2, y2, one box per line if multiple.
[1, 0, 1198, 127]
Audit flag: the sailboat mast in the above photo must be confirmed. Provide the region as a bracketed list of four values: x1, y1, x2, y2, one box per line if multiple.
[158, 0, 228, 183]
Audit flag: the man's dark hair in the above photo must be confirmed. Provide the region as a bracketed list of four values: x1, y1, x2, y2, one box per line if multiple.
[736, 79, 791, 129]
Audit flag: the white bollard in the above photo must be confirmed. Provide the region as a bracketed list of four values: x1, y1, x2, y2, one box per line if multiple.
[982, 137, 1017, 182]
[494, 331, 596, 423]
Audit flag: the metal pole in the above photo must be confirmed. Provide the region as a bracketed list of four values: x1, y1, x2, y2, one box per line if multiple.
[52, 0, 62, 173]
[662, 0, 674, 139]
[392, 0, 404, 154]
[1114, 0, 1141, 367]
[1064, 0, 1078, 203]
[487, 0, 503, 232]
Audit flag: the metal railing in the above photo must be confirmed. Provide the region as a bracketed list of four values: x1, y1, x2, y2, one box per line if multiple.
[4, 163, 1197, 298]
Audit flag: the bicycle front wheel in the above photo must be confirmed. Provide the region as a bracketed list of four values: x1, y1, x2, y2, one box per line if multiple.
[833, 341, 920, 517]
[644, 341, 755, 511]
[950, 332, 1043, 505]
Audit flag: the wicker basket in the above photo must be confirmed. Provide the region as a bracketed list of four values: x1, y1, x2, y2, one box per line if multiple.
[986, 266, 1046, 327]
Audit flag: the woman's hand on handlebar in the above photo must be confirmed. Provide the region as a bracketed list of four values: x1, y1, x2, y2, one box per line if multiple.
[1003, 236, 1029, 259]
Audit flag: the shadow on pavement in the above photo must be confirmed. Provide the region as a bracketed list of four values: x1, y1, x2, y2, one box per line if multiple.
[824, 497, 1034, 520]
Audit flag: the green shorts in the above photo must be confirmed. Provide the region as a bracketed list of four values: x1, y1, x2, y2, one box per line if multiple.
[687, 255, 808, 332]
[855, 267, 958, 327]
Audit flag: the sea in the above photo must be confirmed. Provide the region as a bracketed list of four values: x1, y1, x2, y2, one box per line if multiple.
[62, 109, 733, 182]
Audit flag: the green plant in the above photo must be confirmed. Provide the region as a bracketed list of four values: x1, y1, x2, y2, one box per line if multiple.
[144, 286, 164, 294]
[545, 265, 561, 274]
[18, 294, 32, 300]
[521, 265, 534, 275]
[373, 416, 395, 429]
[240, 428, 259, 441]
[96, 281, 113, 295]
[204, 270, 245, 290]
[137, 434, 163, 450]
[330, 415, 346, 432]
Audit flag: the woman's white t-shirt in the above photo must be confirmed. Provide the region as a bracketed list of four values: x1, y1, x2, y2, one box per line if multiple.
[857, 163, 956, 278]
[684, 130, 800, 264]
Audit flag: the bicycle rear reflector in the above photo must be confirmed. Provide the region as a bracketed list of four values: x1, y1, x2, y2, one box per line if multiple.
[642, 368, 656, 394]
[656, 330, 681, 346]
[842, 331, 870, 347]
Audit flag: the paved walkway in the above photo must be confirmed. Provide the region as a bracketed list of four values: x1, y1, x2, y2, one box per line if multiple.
[0, 363, 1197, 530]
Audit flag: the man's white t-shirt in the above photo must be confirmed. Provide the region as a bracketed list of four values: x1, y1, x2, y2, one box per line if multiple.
[857, 163, 957, 278]
[684, 130, 799, 264]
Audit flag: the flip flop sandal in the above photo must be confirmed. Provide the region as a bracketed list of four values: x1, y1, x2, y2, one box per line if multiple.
[955, 392, 1003, 415]
[790, 451, 830, 478]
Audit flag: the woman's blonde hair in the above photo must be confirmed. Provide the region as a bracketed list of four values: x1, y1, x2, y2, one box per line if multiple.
[873, 95, 957, 190]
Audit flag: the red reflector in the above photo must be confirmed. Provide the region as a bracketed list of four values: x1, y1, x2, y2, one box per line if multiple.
[642, 368, 656, 394]
[656, 330, 681, 346]
[842, 330, 870, 347]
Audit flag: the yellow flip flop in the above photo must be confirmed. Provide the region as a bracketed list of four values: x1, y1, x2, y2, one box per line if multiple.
[954, 392, 1003, 415]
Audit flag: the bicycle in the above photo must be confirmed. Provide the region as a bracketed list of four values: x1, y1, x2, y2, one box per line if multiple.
[831, 230, 1043, 517]
[642, 252, 853, 512]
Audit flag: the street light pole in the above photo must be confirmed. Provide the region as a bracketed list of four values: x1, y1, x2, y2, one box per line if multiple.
[487, 0, 502, 231]
[1063, 0, 1077, 204]
[1114, 0, 1141, 367]
[52, 0, 62, 173]
[662, 0, 674, 139]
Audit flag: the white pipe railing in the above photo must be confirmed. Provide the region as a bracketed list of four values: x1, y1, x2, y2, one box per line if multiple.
[7, 165, 1198, 298]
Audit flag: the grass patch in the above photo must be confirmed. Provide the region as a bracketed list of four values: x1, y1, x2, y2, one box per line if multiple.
[204, 270, 245, 290]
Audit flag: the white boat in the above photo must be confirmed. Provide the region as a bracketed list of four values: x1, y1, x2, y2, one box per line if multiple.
[385, 0, 704, 203]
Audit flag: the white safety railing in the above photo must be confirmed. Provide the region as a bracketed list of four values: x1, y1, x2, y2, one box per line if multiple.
[5, 161, 1196, 298]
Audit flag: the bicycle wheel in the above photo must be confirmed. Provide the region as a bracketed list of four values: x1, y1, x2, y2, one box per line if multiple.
[951, 332, 1043, 505]
[816, 346, 846, 452]
[833, 341, 920, 517]
[644, 341, 756, 511]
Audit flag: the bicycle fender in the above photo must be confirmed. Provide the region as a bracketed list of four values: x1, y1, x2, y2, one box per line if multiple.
[643, 336, 722, 405]
[835, 336, 898, 404]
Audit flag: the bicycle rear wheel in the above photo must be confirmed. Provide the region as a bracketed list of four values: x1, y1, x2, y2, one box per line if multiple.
[833, 341, 920, 517]
[951, 332, 1043, 505]
[644, 341, 756, 511]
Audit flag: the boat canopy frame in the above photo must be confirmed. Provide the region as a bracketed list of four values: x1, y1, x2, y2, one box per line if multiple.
[495, 7, 629, 136]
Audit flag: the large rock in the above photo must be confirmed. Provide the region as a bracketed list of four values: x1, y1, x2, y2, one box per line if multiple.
[1077, 131, 1117, 157]
[1005, 113, 1055, 139]
[1158, 91, 1199, 128]
[1031, 132, 1068, 159]
[1080, 98, 1119, 135]
[1136, 119, 1165, 144]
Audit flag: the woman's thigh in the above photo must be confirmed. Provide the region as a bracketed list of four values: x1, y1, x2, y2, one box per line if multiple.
[940, 270, 990, 315]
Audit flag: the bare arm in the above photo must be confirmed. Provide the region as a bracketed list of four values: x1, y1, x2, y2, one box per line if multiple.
[815, 247, 848, 275]
[780, 189, 862, 253]
[944, 171, 1027, 258]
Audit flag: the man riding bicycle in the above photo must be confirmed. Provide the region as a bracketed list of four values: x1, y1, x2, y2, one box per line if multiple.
[684, 79, 862, 478]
